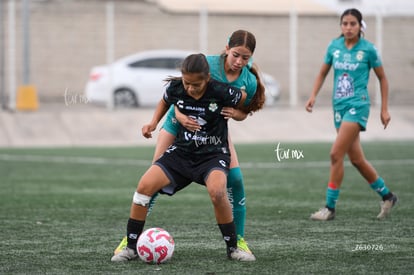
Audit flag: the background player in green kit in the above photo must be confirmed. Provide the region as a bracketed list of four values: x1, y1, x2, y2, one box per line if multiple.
[114, 30, 265, 260]
[111, 53, 254, 262]
[305, 8, 397, 221]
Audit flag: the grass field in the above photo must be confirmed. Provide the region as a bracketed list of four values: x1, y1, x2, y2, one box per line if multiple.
[1, 142, 413, 274]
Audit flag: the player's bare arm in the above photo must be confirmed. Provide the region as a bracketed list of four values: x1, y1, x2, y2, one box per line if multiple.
[306, 63, 331, 112]
[142, 99, 169, 138]
[373, 65, 391, 129]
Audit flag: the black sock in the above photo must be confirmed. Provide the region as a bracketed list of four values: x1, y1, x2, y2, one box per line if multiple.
[126, 218, 145, 251]
[326, 205, 335, 212]
[382, 192, 394, 201]
[218, 221, 237, 254]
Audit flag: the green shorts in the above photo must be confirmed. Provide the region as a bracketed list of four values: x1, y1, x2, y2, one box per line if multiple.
[162, 105, 179, 136]
[333, 104, 370, 131]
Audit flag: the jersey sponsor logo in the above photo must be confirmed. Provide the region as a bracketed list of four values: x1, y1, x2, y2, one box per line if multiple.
[344, 53, 352, 62]
[185, 105, 205, 112]
[188, 115, 207, 126]
[335, 73, 354, 98]
[334, 50, 340, 58]
[349, 108, 356, 115]
[334, 61, 359, 71]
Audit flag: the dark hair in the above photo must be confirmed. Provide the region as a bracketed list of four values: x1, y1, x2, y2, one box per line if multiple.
[340, 8, 364, 37]
[228, 29, 256, 54]
[181, 53, 210, 77]
[224, 30, 265, 113]
[165, 53, 209, 82]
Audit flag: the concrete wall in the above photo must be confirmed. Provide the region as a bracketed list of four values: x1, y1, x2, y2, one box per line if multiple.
[2, 0, 413, 107]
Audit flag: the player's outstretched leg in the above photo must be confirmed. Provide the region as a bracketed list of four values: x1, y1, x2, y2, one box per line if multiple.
[113, 193, 159, 255]
[377, 193, 398, 219]
[227, 167, 255, 260]
[310, 182, 338, 221]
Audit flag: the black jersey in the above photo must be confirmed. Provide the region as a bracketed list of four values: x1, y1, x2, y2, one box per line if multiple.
[163, 78, 242, 155]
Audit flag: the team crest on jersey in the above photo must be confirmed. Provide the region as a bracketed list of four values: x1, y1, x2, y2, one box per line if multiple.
[209, 102, 218, 112]
[356, 51, 364, 61]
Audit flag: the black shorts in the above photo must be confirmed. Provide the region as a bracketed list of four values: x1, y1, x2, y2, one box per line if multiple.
[154, 147, 230, 195]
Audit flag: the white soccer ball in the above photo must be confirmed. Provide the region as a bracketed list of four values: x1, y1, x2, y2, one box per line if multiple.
[137, 227, 175, 264]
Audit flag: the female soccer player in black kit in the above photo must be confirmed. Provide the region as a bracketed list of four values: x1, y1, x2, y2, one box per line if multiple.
[111, 53, 253, 262]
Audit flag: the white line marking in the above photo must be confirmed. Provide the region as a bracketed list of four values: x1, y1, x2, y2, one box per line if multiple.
[1, 154, 413, 169]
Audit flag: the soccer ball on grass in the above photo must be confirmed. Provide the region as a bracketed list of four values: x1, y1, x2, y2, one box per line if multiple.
[137, 227, 175, 264]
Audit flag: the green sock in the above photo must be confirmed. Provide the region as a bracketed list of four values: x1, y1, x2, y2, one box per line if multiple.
[326, 182, 340, 210]
[147, 192, 159, 216]
[369, 177, 390, 198]
[227, 167, 246, 238]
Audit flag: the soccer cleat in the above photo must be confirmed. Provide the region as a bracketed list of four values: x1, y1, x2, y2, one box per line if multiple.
[111, 247, 138, 262]
[228, 247, 256, 262]
[237, 236, 256, 260]
[114, 236, 128, 255]
[377, 193, 398, 220]
[310, 207, 335, 221]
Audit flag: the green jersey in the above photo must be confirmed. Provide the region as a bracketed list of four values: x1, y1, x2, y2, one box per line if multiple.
[324, 36, 382, 109]
[163, 79, 243, 155]
[206, 55, 257, 106]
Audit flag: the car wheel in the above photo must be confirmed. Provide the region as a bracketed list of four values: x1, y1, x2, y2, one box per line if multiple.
[114, 88, 138, 108]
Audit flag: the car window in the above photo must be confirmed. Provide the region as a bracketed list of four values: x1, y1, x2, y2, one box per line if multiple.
[128, 58, 184, 70]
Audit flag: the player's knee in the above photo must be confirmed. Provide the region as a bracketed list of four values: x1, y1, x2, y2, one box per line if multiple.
[329, 149, 343, 164]
[133, 191, 151, 207]
[209, 188, 227, 206]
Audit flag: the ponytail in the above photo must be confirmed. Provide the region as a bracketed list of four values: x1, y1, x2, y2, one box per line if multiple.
[242, 63, 265, 113]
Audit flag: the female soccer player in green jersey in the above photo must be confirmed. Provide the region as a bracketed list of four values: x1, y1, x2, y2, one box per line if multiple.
[111, 53, 254, 262]
[114, 30, 265, 260]
[305, 8, 397, 221]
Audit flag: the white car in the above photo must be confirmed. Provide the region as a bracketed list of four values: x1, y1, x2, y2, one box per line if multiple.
[85, 49, 280, 108]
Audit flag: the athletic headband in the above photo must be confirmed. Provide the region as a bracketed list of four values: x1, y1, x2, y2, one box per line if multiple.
[361, 20, 367, 32]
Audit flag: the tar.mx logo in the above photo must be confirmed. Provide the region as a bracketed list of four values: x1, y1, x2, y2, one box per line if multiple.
[274, 142, 304, 162]
[64, 87, 89, 106]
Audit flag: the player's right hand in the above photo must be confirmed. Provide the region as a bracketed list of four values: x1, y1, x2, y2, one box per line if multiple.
[142, 124, 156, 138]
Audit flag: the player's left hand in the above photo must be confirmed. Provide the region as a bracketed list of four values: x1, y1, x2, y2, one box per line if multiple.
[221, 107, 234, 119]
